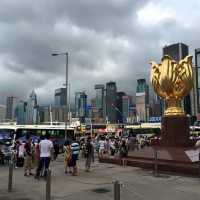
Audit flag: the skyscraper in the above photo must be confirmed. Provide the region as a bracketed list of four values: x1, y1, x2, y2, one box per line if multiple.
[79, 92, 87, 119]
[136, 79, 149, 122]
[106, 81, 117, 123]
[75, 92, 81, 118]
[38, 105, 50, 123]
[26, 90, 38, 124]
[54, 88, 66, 106]
[89, 98, 103, 123]
[94, 84, 104, 118]
[15, 101, 27, 124]
[75, 91, 87, 122]
[6, 96, 18, 121]
[195, 48, 200, 114]
[116, 92, 126, 123]
[122, 96, 130, 123]
[163, 43, 192, 115]
[0, 105, 6, 123]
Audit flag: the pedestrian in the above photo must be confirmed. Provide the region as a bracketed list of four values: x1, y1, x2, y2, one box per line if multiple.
[98, 136, 105, 158]
[139, 136, 145, 149]
[53, 140, 59, 160]
[64, 141, 72, 174]
[119, 140, 128, 167]
[16, 141, 25, 167]
[91, 137, 95, 162]
[35, 133, 53, 179]
[114, 138, 119, 155]
[85, 137, 94, 172]
[104, 138, 110, 156]
[81, 139, 86, 158]
[110, 138, 115, 156]
[70, 138, 80, 176]
[24, 137, 33, 176]
[31, 140, 35, 169]
[13, 140, 20, 168]
[34, 139, 40, 169]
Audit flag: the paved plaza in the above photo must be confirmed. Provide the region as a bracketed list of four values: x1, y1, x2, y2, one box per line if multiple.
[0, 155, 200, 200]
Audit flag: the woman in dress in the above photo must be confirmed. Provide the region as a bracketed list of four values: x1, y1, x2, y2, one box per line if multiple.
[64, 141, 72, 174]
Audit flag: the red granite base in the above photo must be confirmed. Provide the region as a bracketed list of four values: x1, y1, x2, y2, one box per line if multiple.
[161, 116, 191, 147]
[99, 147, 199, 175]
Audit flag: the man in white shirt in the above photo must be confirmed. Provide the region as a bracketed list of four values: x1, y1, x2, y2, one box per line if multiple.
[35, 134, 53, 179]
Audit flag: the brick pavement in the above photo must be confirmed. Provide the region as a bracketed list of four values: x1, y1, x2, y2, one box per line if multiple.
[0, 155, 200, 200]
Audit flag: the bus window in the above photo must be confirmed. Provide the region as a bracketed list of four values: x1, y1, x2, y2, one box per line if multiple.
[36, 130, 41, 136]
[42, 130, 46, 136]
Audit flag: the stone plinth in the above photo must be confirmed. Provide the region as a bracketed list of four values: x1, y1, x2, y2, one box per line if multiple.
[161, 115, 191, 147]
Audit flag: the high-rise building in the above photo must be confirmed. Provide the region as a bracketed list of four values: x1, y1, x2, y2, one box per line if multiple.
[75, 91, 87, 122]
[106, 81, 117, 123]
[0, 105, 6, 123]
[15, 101, 27, 124]
[127, 105, 137, 123]
[75, 92, 81, 118]
[52, 106, 67, 123]
[54, 88, 66, 106]
[190, 64, 198, 118]
[103, 89, 107, 122]
[136, 79, 149, 122]
[89, 98, 101, 123]
[94, 84, 104, 118]
[195, 48, 200, 114]
[163, 43, 192, 115]
[122, 96, 130, 123]
[38, 105, 50, 123]
[26, 90, 38, 124]
[6, 96, 18, 121]
[79, 92, 87, 119]
[149, 96, 162, 117]
[116, 92, 126, 123]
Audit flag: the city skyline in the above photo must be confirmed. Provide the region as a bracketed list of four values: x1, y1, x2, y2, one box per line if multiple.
[0, 1, 200, 105]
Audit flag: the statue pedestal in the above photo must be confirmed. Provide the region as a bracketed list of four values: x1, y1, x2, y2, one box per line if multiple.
[161, 115, 191, 147]
[100, 115, 198, 175]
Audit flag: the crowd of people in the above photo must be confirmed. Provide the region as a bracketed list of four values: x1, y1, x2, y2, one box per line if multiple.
[6, 132, 154, 180]
[85, 134, 151, 158]
[11, 134, 84, 178]
[12, 134, 55, 178]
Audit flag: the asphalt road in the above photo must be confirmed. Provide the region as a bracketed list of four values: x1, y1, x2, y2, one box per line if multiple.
[0, 154, 200, 200]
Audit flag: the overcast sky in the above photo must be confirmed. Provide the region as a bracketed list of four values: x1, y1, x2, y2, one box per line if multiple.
[0, 0, 200, 105]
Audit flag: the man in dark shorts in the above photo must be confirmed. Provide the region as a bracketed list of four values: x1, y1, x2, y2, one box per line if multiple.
[70, 139, 80, 176]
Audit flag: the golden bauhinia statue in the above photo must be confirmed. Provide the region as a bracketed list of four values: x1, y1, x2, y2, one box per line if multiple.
[150, 55, 193, 116]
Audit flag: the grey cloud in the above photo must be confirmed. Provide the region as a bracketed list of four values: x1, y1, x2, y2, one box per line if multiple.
[0, 0, 199, 105]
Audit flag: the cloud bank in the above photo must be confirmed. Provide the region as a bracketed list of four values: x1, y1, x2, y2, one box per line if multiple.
[0, 0, 200, 105]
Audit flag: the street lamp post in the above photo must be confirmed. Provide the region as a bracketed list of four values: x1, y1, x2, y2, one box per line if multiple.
[52, 52, 68, 139]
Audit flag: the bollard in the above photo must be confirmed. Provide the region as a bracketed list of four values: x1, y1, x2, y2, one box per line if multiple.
[154, 148, 158, 177]
[8, 160, 14, 192]
[199, 153, 200, 178]
[46, 170, 51, 200]
[113, 180, 120, 200]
